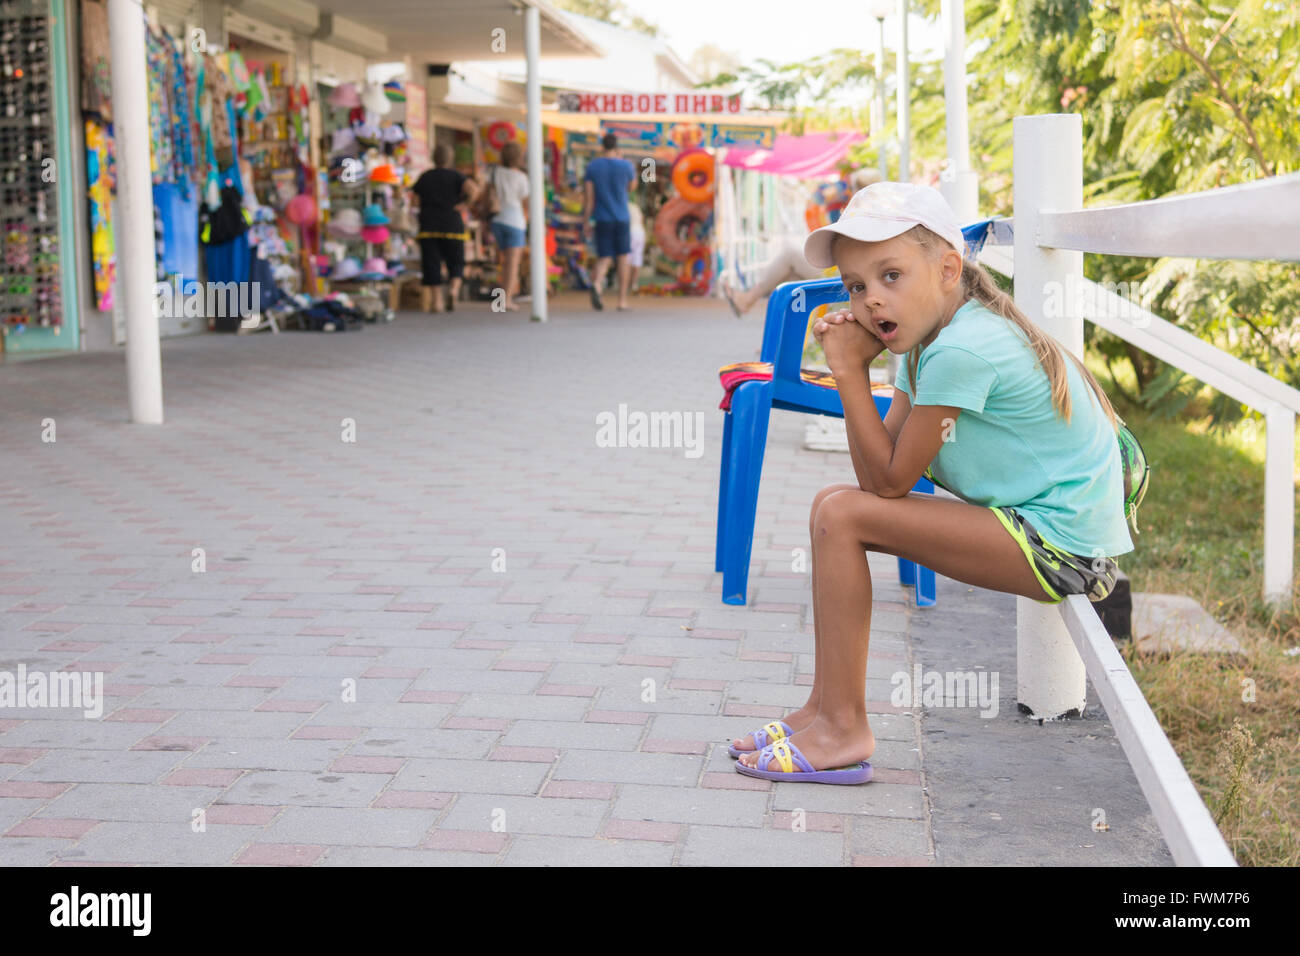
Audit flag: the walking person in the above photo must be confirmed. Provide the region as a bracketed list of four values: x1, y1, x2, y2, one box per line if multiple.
[489, 141, 531, 312]
[583, 132, 637, 311]
[411, 144, 478, 313]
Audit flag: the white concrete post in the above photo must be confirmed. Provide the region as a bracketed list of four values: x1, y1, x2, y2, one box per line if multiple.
[875, 15, 888, 182]
[1013, 114, 1087, 718]
[1264, 405, 1296, 608]
[939, 0, 979, 220]
[109, 0, 163, 423]
[524, 5, 547, 323]
[895, 0, 910, 182]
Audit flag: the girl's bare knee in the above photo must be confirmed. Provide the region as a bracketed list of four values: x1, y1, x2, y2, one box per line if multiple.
[810, 483, 860, 535]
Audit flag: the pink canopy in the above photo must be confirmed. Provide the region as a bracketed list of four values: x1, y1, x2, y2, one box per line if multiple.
[721, 131, 866, 179]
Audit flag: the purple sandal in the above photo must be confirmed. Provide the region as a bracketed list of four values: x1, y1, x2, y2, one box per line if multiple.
[727, 719, 793, 759]
[734, 738, 873, 785]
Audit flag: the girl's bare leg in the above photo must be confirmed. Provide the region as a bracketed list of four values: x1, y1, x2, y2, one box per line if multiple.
[730, 483, 859, 754]
[740, 489, 1052, 770]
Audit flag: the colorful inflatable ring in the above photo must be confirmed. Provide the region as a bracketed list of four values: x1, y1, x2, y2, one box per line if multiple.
[677, 244, 712, 295]
[815, 180, 849, 208]
[653, 195, 713, 262]
[671, 149, 715, 204]
[486, 121, 516, 151]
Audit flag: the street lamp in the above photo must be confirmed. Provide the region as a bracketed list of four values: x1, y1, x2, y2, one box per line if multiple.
[867, 0, 892, 182]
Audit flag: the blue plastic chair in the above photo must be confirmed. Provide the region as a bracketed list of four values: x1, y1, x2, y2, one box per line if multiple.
[714, 276, 938, 607]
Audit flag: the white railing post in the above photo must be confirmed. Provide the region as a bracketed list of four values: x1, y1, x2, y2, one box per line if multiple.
[1264, 406, 1296, 608]
[1013, 114, 1087, 718]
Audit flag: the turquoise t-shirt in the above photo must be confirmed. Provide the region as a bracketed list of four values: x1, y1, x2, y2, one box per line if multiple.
[895, 298, 1134, 559]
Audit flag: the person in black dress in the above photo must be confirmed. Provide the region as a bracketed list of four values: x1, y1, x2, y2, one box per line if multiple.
[411, 144, 479, 312]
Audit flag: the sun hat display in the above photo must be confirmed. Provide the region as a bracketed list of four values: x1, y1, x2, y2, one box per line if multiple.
[352, 121, 382, 149]
[368, 163, 400, 185]
[330, 256, 362, 281]
[326, 207, 362, 238]
[285, 194, 317, 226]
[803, 181, 967, 269]
[362, 82, 392, 116]
[383, 80, 406, 103]
[359, 224, 390, 245]
[327, 82, 361, 109]
[330, 127, 359, 157]
[381, 123, 407, 145]
[359, 256, 390, 279]
[362, 203, 389, 226]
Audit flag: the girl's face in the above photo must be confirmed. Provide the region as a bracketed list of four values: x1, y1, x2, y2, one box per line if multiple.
[834, 235, 963, 353]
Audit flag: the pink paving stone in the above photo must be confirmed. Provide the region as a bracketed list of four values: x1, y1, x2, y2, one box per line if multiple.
[670, 679, 725, 692]
[617, 654, 675, 667]
[603, 820, 682, 843]
[355, 585, 404, 595]
[755, 603, 806, 614]
[269, 609, 322, 619]
[534, 683, 598, 698]
[292, 726, 362, 740]
[400, 690, 463, 704]
[198, 654, 257, 665]
[22, 621, 81, 633]
[740, 650, 794, 663]
[874, 601, 909, 612]
[163, 768, 244, 787]
[131, 737, 209, 752]
[106, 709, 176, 723]
[530, 612, 586, 625]
[723, 703, 775, 718]
[205, 805, 281, 825]
[326, 646, 385, 657]
[235, 844, 326, 866]
[690, 628, 744, 641]
[0, 749, 45, 764]
[298, 627, 350, 637]
[0, 719, 22, 733]
[148, 616, 204, 626]
[645, 607, 694, 618]
[542, 781, 616, 800]
[771, 811, 845, 833]
[4, 819, 100, 839]
[385, 603, 437, 613]
[417, 620, 470, 631]
[852, 856, 932, 867]
[227, 676, 288, 689]
[795, 674, 815, 686]
[870, 768, 922, 786]
[61, 660, 121, 673]
[453, 639, 511, 650]
[573, 633, 628, 645]
[586, 711, 649, 725]
[362, 667, 424, 679]
[103, 684, 151, 696]
[372, 790, 453, 810]
[702, 772, 771, 792]
[489, 747, 557, 764]
[255, 700, 323, 713]
[642, 739, 708, 755]
[442, 717, 509, 732]
[491, 660, 550, 673]
[422, 830, 508, 854]
[330, 756, 405, 774]
[130, 599, 181, 608]
[8, 603, 63, 613]
[40, 641, 100, 652]
[172, 633, 230, 644]
[865, 700, 906, 715]
[0, 781, 69, 798]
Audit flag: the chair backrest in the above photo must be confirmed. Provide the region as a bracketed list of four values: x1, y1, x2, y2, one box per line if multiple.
[760, 277, 851, 416]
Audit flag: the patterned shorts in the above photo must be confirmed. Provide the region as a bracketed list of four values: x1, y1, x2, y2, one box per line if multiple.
[989, 506, 1119, 605]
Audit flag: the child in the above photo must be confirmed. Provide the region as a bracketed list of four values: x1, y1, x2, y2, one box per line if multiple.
[733, 181, 1134, 784]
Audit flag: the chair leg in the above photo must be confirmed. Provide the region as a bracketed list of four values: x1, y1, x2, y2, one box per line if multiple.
[897, 557, 916, 589]
[915, 565, 937, 607]
[720, 381, 774, 606]
[715, 408, 735, 573]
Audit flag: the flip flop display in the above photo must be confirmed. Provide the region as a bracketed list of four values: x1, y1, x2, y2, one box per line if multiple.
[727, 719, 793, 759]
[734, 738, 873, 785]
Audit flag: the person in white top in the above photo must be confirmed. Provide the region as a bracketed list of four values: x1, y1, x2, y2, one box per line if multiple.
[489, 142, 531, 312]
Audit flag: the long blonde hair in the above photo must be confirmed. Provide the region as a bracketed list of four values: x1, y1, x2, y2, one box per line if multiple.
[902, 225, 1119, 431]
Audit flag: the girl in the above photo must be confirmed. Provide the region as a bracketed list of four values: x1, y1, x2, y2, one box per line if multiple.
[733, 181, 1134, 784]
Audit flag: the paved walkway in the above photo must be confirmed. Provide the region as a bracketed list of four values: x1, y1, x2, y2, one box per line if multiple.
[0, 295, 1171, 865]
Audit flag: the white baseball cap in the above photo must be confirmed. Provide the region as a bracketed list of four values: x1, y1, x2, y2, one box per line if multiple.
[804, 181, 966, 269]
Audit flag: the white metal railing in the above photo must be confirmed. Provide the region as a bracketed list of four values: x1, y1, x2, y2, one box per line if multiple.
[997, 113, 1300, 865]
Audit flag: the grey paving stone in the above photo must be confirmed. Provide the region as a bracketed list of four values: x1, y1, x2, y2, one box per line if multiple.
[503, 834, 676, 867]
[65, 820, 258, 865]
[261, 806, 439, 847]
[847, 815, 932, 858]
[440, 794, 608, 837]
[613, 784, 769, 828]
[770, 781, 925, 818]
[350, 728, 497, 761]
[681, 824, 845, 866]
[552, 750, 702, 787]
[500, 720, 642, 752]
[185, 738, 349, 772]
[35, 783, 224, 823]
[320, 846, 497, 866]
[219, 770, 390, 808]
[391, 758, 549, 796]
[13, 750, 188, 784]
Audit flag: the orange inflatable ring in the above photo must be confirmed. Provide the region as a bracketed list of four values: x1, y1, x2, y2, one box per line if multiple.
[671, 149, 715, 204]
[653, 195, 713, 262]
[677, 244, 712, 295]
[486, 121, 516, 151]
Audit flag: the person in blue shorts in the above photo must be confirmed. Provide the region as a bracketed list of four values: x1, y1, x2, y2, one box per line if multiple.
[583, 132, 637, 311]
[731, 182, 1136, 785]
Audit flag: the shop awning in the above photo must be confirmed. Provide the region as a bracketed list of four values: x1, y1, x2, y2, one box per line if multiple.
[721, 131, 866, 179]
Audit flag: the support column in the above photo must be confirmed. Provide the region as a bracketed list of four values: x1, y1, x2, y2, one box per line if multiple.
[1263, 405, 1296, 608]
[895, 0, 910, 182]
[875, 15, 888, 182]
[524, 5, 547, 323]
[1013, 113, 1085, 718]
[108, 0, 162, 423]
[940, 0, 978, 220]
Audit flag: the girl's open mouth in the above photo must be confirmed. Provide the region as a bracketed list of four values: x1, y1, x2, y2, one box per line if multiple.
[877, 320, 898, 340]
